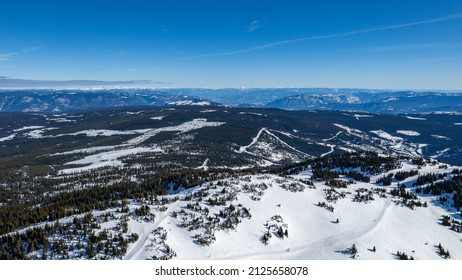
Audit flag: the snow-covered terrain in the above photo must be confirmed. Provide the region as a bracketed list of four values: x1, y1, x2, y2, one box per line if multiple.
[1, 105, 462, 260]
[125, 118, 225, 146]
[59, 147, 163, 175]
[54, 158, 462, 260]
[54, 118, 226, 174]
[14, 155, 462, 260]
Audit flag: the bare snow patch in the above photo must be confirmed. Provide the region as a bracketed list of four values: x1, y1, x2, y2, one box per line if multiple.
[47, 117, 76, 123]
[0, 134, 16, 142]
[333, 124, 362, 134]
[370, 130, 403, 142]
[58, 147, 163, 175]
[405, 116, 426, 121]
[396, 130, 420, 136]
[343, 113, 373, 120]
[65, 129, 150, 137]
[431, 148, 451, 159]
[150, 116, 165, 120]
[14, 126, 45, 132]
[431, 135, 451, 140]
[239, 112, 264, 116]
[24, 127, 58, 138]
[168, 100, 211, 106]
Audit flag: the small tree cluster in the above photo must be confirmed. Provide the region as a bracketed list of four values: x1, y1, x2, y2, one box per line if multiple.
[437, 243, 451, 259]
[350, 244, 358, 259]
[394, 170, 419, 181]
[317, 201, 334, 212]
[396, 251, 414, 260]
[261, 215, 289, 245]
[353, 188, 375, 203]
[376, 174, 393, 186]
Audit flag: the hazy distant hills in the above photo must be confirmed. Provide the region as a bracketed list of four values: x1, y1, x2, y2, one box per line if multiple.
[0, 88, 461, 113]
[266, 92, 462, 113]
[0, 89, 216, 113]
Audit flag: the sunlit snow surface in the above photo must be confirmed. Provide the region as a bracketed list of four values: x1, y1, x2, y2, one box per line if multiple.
[118, 161, 462, 260]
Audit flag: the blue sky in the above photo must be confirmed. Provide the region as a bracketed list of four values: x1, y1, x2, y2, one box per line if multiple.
[1, 0, 462, 89]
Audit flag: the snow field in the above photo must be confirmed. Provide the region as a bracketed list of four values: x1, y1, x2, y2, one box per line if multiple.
[120, 161, 462, 260]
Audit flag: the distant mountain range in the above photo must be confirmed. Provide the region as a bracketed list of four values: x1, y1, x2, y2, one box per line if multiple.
[0, 88, 461, 113]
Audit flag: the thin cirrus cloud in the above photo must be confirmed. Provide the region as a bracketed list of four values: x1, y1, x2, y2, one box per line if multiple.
[0, 53, 17, 61]
[107, 51, 127, 57]
[0, 46, 41, 61]
[177, 12, 462, 60]
[248, 20, 264, 32]
[21, 45, 43, 52]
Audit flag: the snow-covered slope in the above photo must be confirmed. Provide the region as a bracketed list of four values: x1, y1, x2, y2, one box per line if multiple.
[120, 162, 462, 260]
